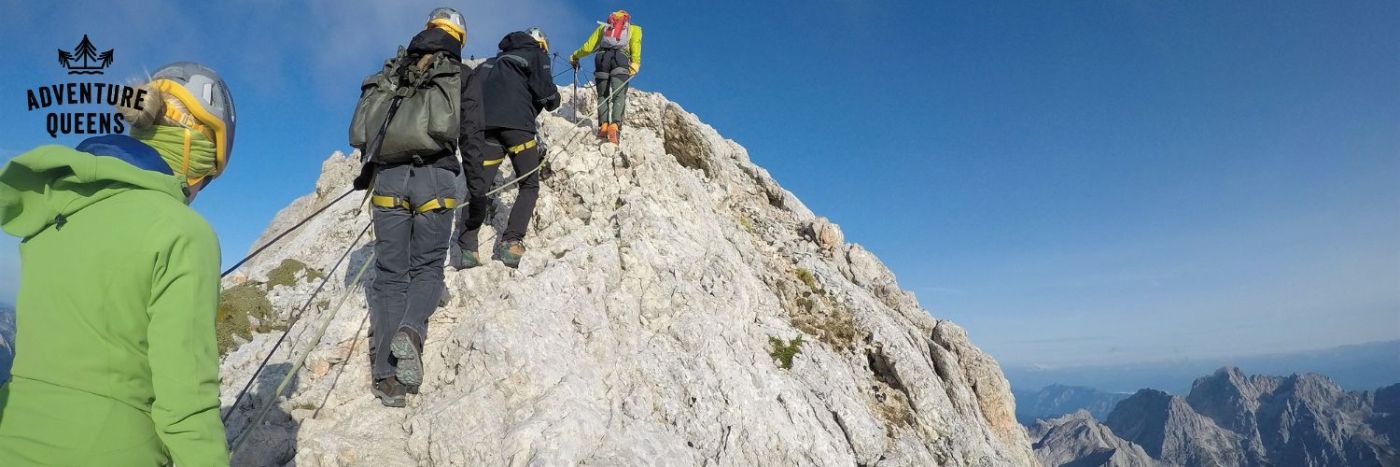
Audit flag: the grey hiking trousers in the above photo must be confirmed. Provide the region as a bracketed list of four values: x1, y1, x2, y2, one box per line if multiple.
[596, 73, 630, 124]
[368, 163, 457, 381]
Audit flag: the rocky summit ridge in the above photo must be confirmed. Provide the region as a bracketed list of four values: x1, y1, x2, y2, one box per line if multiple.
[216, 87, 1036, 466]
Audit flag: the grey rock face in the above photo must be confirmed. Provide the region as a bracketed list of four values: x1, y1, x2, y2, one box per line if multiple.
[1031, 411, 1161, 467]
[217, 88, 1036, 466]
[1105, 389, 1249, 467]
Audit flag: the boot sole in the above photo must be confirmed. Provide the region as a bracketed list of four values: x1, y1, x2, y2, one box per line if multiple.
[371, 385, 406, 408]
[390, 332, 423, 387]
[455, 256, 481, 270]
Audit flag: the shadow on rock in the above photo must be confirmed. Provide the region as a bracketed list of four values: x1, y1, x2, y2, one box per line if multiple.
[224, 362, 300, 467]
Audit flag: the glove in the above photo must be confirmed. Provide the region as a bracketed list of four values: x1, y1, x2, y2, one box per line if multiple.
[352, 162, 375, 191]
[569, 56, 579, 69]
[629, 63, 640, 75]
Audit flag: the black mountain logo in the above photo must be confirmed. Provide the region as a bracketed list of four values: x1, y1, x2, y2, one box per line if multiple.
[58, 35, 114, 75]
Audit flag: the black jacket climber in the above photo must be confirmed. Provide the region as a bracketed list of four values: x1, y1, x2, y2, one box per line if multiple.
[482, 31, 561, 133]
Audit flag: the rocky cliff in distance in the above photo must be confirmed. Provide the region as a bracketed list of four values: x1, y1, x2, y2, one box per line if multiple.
[1030, 411, 1160, 467]
[1032, 367, 1400, 467]
[216, 87, 1037, 466]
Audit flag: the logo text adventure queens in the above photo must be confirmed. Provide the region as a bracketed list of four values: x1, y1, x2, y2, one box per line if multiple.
[25, 35, 148, 138]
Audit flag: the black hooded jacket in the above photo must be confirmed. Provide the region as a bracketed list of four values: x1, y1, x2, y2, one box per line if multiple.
[482, 31, 561, 133]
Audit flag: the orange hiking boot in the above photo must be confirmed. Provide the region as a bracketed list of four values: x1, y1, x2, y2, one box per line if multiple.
[597, 123, 609, 139]
[606, 123, 620, 144]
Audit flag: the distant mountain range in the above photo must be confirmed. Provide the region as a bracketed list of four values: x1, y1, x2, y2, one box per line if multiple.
[1032, 367, 1400, 467]
[1016, 384, 1130, 425]
[0, 302, 12, 384]
[1006, 340, 1400, 394]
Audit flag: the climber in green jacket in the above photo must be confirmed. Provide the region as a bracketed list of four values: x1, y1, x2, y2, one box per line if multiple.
[0, 62, 237, 466]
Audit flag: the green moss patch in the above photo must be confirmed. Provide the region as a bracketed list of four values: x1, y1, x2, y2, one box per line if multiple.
[266, 258, 324, 289]
[768, 335, 804, 370]
[216, 283, 274, 355]
[794, 267, 819, 292]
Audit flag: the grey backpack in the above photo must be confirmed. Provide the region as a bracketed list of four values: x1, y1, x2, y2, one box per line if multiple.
[599, 21, 631, 50]
[348, 47, 461, 164]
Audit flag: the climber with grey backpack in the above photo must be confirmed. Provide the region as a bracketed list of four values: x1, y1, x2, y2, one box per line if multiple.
[570, 10, 642, 144]
[347, 7, 483, 408]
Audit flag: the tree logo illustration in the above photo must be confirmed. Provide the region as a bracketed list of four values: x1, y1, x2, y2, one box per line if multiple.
[58, 35, 114, 75]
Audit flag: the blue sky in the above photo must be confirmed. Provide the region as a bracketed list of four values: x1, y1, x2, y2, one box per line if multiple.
[0, 0, 1396, 367]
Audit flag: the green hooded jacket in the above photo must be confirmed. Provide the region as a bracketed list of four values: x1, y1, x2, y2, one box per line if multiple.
[0, 143, 229, 466]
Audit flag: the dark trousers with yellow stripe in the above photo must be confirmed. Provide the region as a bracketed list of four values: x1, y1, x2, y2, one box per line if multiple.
[368, 163, 457, 381]
[456, 129, 541, 252]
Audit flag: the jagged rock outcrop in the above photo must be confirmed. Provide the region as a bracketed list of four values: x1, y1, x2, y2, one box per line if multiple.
[1032, 367, 1400, 467]
[217, 87, 1037, 466]
[1199, 369, 1394, 466]
[1105, 389, 1250, 466]
[1030, 411, 1160, 467]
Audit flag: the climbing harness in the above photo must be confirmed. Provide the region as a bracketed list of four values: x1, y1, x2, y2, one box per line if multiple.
[484, 73, 634, 197]
[370, 195, 459, 211]
[482, 139, 539, 167]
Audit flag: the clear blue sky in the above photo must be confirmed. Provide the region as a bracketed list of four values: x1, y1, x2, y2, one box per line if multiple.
[0, 0, 1396, 366]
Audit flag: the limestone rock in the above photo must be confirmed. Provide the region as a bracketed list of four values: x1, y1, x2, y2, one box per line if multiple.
[1031, 411, 1161, 467]
[218, 87, 1036, 466]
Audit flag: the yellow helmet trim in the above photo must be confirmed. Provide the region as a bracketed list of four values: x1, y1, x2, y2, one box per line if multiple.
[428, 18, 465, 42]
[151, 79, 229, 185]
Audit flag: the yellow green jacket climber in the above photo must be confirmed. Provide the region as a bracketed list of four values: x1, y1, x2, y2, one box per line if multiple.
[571, 23, 643, 74]
[0, 137, 229, 466]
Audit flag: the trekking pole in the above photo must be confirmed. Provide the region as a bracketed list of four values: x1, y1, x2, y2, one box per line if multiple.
[229, 249, 376, 456]
[221, 221, 373, 423]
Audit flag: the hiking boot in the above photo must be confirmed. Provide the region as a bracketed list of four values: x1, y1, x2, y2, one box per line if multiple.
[606, 123, 620, 144]
[453, 250, 481, 270]
[390, 328, 424, 387]
[597, 124, 609, 139]
[496, 240, 526, 269]
[372, 377, 407, 408]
